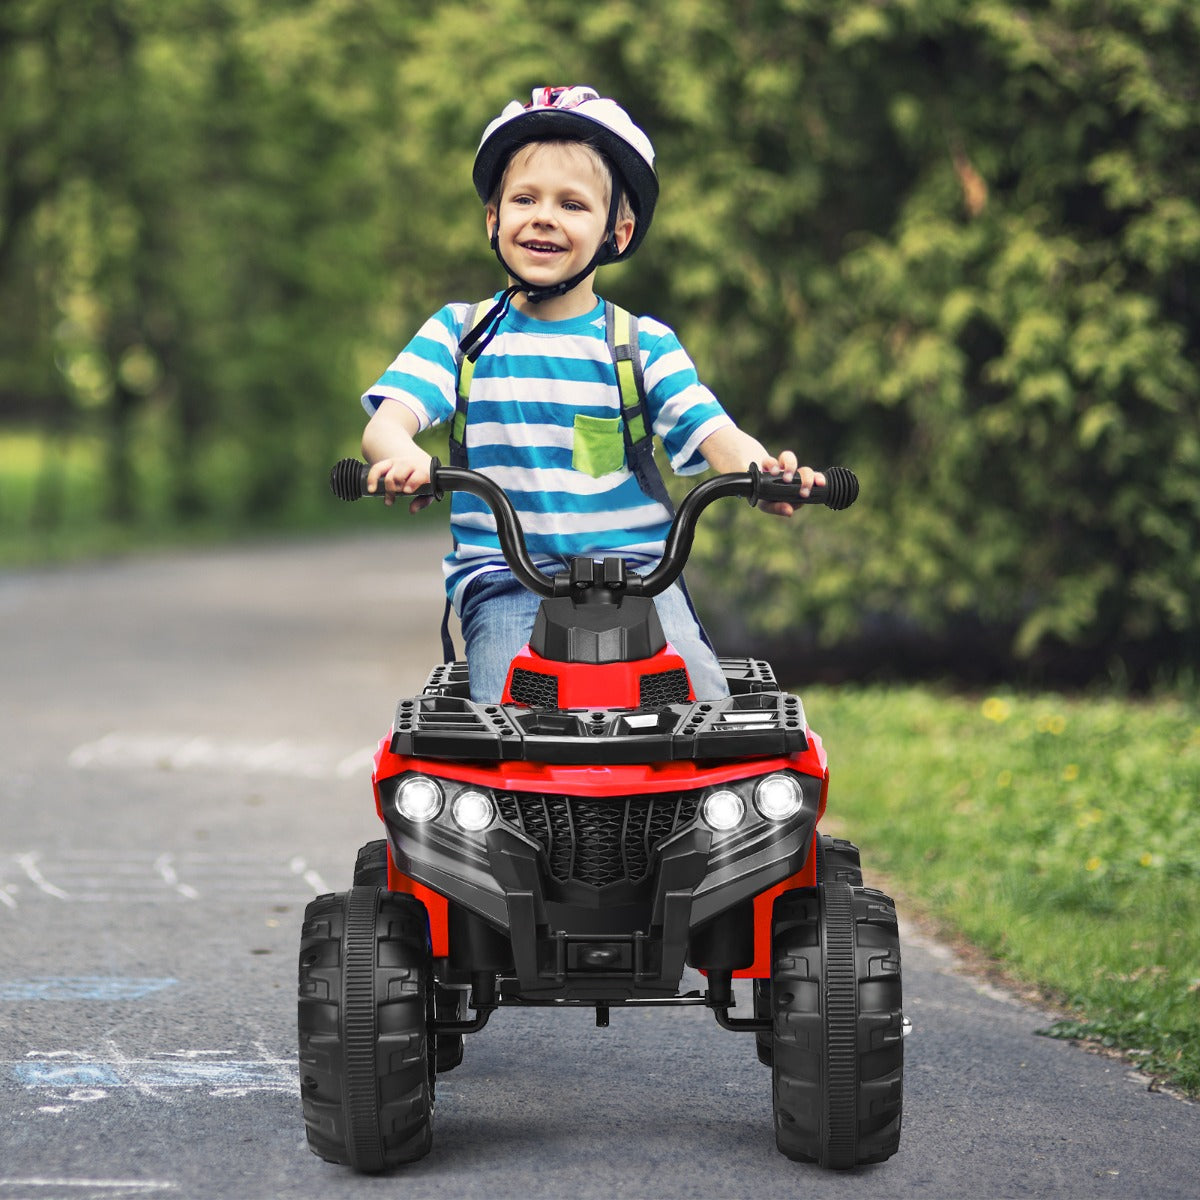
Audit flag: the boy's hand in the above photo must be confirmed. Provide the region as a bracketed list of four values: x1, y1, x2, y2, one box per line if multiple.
[365, 451, 434, 513]
[758, 450, 825, 518]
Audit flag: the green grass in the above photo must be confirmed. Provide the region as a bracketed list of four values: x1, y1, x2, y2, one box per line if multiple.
[0, 426, 438, 566]
[803, 685, 1200, 1095]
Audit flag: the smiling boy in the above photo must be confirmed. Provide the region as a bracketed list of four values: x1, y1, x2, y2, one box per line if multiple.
[360, 86, 822, 702]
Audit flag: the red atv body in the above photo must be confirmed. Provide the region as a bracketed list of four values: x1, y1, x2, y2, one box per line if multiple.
[298, 460, 904, 1173]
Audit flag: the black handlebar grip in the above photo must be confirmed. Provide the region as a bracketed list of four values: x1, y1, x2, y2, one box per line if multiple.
[751, 464, 859, 511]
[329, 458, 439, 503]
[819, 466, 859, 510]
[329, 458, 372, 501]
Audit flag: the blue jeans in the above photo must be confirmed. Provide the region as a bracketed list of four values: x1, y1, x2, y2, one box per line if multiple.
[458, 570, 731, 704]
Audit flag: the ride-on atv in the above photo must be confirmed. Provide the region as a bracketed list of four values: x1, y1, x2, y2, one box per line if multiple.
[298, 458, 904, 1172]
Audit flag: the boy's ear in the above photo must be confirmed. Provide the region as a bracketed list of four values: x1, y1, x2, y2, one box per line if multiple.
[485, 205, 499, 248]
[612, 215, 636, 257]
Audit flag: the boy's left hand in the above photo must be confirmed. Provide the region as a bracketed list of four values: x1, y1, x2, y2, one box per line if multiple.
[758, 450, 825, 517]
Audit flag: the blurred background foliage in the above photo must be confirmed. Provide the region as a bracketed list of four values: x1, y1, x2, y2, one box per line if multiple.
[2, 0, 1198, 687]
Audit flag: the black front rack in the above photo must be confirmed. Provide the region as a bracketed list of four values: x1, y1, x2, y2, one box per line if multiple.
[391, 659, 807, 764]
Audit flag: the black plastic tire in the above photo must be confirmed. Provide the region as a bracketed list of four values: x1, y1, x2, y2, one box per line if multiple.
[434, 984, 466, 1073]
[352, 839, 390, 888]
[754, 978, 773, 1066]
[298, 887, 434, 1171]
[349, 843, 464, 1074]
[818, 835, 864, 887]
[771, 883, 903, 1169]
[755, 836, 864, 1068]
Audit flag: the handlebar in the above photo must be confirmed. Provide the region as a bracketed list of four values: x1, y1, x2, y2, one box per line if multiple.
[329, 458, 857, 599]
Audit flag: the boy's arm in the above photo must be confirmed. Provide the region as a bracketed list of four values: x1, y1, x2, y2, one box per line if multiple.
[697, 425, 824, 518]
[362, 400, 435, 511]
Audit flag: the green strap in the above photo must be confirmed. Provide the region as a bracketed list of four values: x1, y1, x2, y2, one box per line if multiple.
[608, 302, 650, 444]
[451, 301, 488, 454]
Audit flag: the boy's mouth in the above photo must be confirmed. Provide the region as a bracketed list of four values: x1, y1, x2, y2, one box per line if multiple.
[520, 240, 566, 255]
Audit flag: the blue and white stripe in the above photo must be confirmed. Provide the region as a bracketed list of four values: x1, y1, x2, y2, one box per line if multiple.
[363, 296, 732, 605]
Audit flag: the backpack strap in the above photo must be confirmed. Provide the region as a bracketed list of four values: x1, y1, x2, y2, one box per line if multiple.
[606, 301, 713, 650]
[605, 300, 676, 514]
[449, 299, 491, 469]
[441, 299, 491, 661]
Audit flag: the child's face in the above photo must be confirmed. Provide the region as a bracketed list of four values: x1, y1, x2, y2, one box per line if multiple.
[486, 142, 634, 295]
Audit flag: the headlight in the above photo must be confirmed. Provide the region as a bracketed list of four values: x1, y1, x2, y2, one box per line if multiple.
[754, 773, 804, 821]
[702, 788, 745, 832]
[451, 789, 495, 833]
[395, 776, 443, 823]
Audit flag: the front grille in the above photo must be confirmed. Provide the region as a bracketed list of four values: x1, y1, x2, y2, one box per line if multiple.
[509, 668, 559, 708]
[639, 667, 691, 707]
[495, 792, 702, 887]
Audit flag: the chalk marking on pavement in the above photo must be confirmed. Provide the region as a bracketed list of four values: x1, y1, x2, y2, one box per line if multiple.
[68, 732, 377, 780]
[0, 1180, 177, 1193]
[289, 856, 331, 894]
[16, 854, 69, 900]
[0, 978, 177, 1002]
[2, 852, 333, 908]
[153, 854, 200, 900]
[336, 745, 377, 778]
[12, 1052, 298, 1097]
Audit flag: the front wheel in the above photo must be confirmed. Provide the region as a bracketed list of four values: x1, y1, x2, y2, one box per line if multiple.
[770, 882, 903, 1168]
[298, 887, 434, 1171]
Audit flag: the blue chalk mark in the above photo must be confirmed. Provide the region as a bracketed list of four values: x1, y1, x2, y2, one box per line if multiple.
[0, 977, 177, 1002]
[16, 1059, 297, 1091]
[17, 1063, 125, 1087]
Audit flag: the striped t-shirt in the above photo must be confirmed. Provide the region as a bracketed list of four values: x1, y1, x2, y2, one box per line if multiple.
[361, 295, 733, 606]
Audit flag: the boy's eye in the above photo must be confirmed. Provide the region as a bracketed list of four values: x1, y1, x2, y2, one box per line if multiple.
[507, 194, 589, 212]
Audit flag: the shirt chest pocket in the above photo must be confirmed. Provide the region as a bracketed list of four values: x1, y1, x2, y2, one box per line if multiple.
[572, 413, 626, 478]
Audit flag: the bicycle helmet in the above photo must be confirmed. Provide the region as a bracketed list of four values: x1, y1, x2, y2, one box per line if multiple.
[459, 87, 659, 362]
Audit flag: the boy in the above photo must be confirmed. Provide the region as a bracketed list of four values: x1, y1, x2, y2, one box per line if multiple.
[361, 86, 822, 702]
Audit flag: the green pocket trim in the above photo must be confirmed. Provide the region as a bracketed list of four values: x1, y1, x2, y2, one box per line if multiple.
[572, 413, 625, 478]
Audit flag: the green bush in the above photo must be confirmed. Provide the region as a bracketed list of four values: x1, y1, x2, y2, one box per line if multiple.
[3, 0, 1199, 680]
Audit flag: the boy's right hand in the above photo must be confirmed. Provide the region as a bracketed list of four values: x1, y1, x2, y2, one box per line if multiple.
[365, 451, 434, 512]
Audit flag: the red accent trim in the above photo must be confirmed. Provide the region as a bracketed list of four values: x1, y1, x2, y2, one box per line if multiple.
[387, 863, 451, 957]
[375, 745, 826, 796]
[502, 644, 694, 710]
[735, 830, 819, 978]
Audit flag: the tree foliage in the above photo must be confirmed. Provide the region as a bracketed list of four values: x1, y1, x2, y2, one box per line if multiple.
[2, 0, 1198, 683]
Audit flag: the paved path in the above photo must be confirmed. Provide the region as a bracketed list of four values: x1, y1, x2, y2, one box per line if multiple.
[1, 533, 1197, 1199]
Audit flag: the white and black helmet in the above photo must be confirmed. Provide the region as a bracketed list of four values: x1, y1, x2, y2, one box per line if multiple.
[473, 85, 659, 261]
[458, 87, 659, 362]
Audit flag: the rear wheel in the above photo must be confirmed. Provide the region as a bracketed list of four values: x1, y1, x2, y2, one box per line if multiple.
[352, 839, 389, 888]
[817, 835, 863, 887]
[754, 978, 773, 1066]
[434, 984, 466, 1072]
[298, 887, 434, 1171]
[770, 882, 903, 1168]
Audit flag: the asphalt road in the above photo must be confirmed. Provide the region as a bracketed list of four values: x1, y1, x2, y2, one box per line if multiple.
[2, 530, 1198, 1200]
